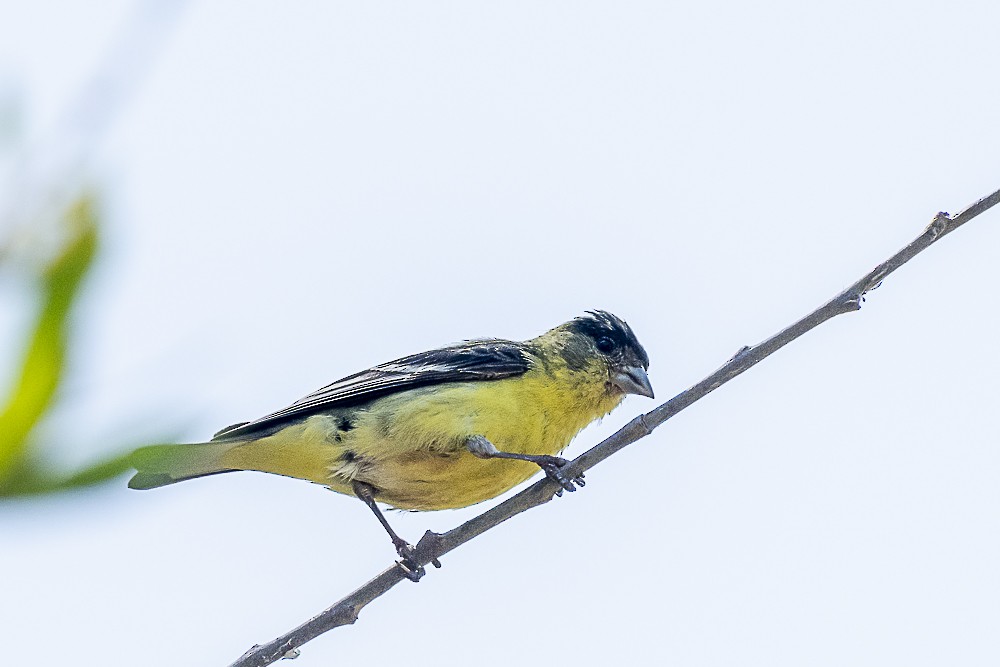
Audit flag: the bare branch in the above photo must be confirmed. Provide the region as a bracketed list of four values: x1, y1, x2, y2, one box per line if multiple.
[229, 188, 1000, 667]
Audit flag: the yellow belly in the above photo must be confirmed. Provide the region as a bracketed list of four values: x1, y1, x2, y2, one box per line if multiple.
[335, 370, 621, 510]
[227, 365, 623, 511]
[354, 451, 540, 510]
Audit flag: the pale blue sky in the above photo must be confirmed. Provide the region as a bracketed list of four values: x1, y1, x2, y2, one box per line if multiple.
[2, 2, 999, 666]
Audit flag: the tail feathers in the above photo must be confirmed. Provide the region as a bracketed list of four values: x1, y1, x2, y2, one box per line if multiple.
[128, 442, 236, 490]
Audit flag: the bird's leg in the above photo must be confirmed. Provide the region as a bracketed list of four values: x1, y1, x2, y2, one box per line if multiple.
[351, 481, 440, 581]
[465, 435, 585, 495]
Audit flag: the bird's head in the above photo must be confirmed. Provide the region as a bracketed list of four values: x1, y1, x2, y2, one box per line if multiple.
[546, 310, 654, 399]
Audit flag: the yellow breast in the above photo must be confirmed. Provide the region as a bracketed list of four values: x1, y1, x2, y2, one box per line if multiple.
[330, 363, 623, 510]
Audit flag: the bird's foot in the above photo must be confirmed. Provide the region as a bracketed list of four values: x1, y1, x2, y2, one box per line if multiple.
[392, 539, 425, 582]
[392, 538, 441, 582]
[535, 455, 586, 495]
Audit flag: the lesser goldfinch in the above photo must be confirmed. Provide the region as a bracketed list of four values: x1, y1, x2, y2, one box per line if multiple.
[129, 311, 652, 579]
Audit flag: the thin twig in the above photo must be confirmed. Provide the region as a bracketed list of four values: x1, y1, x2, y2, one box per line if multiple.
[230, 189, 1000, 667]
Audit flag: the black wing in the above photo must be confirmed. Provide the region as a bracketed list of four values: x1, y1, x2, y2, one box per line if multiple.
[212, 339, 533, 440]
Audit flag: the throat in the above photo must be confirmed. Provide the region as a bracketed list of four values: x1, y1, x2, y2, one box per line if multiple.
[545, 370, 625, 433]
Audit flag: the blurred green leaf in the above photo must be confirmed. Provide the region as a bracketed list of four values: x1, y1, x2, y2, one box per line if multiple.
[0, 449, 136, 496]
[0, 196, 98, 484]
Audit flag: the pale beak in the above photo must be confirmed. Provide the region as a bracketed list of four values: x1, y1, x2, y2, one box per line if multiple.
[611, 365, 654, 398]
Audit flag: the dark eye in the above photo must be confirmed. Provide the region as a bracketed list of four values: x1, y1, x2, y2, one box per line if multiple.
[596, 336, 615, 354]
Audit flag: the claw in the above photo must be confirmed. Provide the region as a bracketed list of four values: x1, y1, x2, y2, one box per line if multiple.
[392, 540, 426, 582]
[396, 558, 425, 582]
[541, 462, 575, 492]
[537, 456, 584, 494]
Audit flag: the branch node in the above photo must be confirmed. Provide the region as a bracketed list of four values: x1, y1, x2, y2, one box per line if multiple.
[337, 602, 361, 625]
[835, 291, 864, 313]
[281, 648, 301, 660]
[925, 211, 953, 239]
[729, 345, 752, 362]
[860, 263, 891, 295]
[414, 530, 445, 565]
[636, 413, 653, 436]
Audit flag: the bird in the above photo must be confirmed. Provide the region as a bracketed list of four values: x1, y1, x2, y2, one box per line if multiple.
[129, 310, 653, 579]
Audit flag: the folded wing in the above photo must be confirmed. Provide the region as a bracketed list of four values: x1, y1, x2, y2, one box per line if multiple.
[212, 339, 533, 441]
